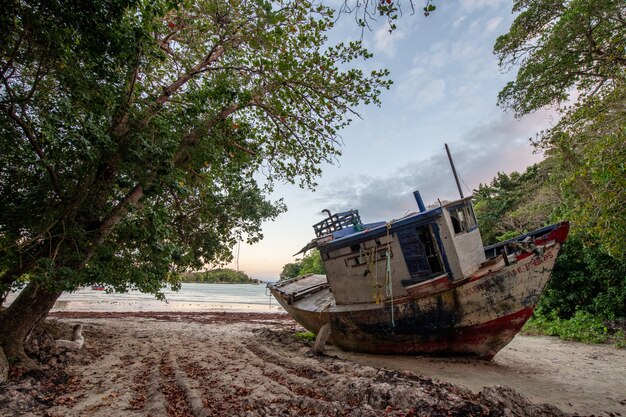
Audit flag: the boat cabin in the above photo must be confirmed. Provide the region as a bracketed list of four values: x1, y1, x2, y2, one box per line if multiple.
[310, 192, 486, 305]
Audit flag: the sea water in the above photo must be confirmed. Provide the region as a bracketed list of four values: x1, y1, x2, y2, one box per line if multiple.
[5, 283, 285, 313]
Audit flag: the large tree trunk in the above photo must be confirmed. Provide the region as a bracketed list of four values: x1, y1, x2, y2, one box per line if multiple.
[0, 281, 62, 368]
[0, 259, 39, 306]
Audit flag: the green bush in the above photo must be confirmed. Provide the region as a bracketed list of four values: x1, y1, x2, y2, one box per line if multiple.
[539, 237, 626, 320]
[294, 331, 316, 342]
[523, 310, 626, 346]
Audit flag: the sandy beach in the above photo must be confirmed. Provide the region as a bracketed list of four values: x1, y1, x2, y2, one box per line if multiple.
[1, 311, 624, 416]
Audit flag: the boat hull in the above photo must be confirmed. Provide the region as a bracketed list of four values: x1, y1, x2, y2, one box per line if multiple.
[269, 224, 567, 359]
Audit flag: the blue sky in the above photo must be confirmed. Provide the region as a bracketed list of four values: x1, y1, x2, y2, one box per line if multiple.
[227, 0, 559, 280]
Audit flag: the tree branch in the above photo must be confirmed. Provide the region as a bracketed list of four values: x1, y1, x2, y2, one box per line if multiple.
[4, 107, 62, 196]
[156, 45, 225, 105]
[91, 183, 145, 250]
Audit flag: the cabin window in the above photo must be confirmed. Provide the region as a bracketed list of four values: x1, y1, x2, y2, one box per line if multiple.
[449, 204, 477, 234]
[418, 226, 444, 275]
[397, 225, 444, 280]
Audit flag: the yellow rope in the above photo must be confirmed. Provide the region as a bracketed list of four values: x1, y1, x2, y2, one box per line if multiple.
[385, 222, 395, 327]
[364, 247, 381, 304]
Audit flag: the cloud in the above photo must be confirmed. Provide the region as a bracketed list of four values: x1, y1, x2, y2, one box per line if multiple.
[373, 26, 406, 58]
[398, 37, 490, 110]
[396, 68, 447, 106]
[312, 110, 558, 221]
[452, 15, 467, 29]
[459, 0, 508, 12]
[485, 17, 503, 33]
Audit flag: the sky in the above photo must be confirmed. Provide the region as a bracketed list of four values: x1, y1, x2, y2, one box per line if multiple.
[226, 0, 559, 281]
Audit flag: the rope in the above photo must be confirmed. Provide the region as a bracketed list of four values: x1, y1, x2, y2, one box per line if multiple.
[319, 302, 332, 318]
[265, 286, 272, 307]
[375, 245, 381, 303]
[364, 247, 381, 304]
[385, 222, 395, 327]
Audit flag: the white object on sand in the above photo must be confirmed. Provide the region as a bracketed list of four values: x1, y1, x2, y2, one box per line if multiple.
[56, 324, 84, 350]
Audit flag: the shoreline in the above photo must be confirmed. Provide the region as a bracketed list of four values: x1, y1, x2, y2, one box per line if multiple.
[50, 301, 285, 314]
[6, 282, 284, 314]
[49, 310, 290, 323]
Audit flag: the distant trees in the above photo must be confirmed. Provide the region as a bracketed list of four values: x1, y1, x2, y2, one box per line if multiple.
[180, 269, 254, 284]
[279, 250, 325, 280]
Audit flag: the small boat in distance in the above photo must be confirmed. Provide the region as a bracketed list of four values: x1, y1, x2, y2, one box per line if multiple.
[91, 284, 105, 291]
[268, 147, 569, 359]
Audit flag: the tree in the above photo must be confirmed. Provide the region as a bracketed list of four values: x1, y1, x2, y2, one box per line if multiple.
[545, 86, 626, 257]
[299, 249, 326, 276]
[473, 160, 564, 244]
[279, 263, 302, 280]
[279, 249, 325, 280]
[0, 0, 389, 365]
[494, 0, 626, 257]
[494, 0, 625, 116]
[537, 235, 626, 320]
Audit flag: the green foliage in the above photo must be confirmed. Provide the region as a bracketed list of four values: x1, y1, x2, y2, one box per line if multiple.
[539, 236, 626, 320]
[279, 263, 303, 281]
[0, 0, 390, 305]
[293, 331, 315, 342]
[495, 0, 626, 258]
[341, 0, 440, 33]
[473, 161, 561, 245]
[279, 249, 325, 280]
[546, 85, 626, 258]
[494, 0, 625, 117]
[523, 311, 626, 347]
[179, 268, 254, 284]
[299, 250, 326, 276]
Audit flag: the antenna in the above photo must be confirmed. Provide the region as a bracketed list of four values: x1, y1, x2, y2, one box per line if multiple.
[236, 240, 240, 272]
[445, 143, 464, 199]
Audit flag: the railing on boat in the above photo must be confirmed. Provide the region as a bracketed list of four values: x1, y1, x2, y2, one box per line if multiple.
[313, 210, 362, 238]
[483, 223, 560, 259]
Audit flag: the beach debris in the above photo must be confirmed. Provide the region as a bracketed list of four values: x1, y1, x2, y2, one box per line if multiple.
[55, 324, 85, 351]
[0, 347, 8, 384]
[479, 385, 566, 417]
[0, 367, 76, 415]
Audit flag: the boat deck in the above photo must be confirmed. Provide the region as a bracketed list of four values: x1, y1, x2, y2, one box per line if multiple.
[270, 274, 387, 314]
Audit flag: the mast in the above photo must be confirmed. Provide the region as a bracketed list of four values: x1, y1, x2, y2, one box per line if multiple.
[445, 143, 464, 199]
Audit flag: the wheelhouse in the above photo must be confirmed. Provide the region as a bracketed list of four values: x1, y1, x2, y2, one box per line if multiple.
[309, 192, 486, 305]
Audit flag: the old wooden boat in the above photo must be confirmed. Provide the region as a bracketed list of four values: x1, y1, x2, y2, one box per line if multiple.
[268, 192, 569, 359]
